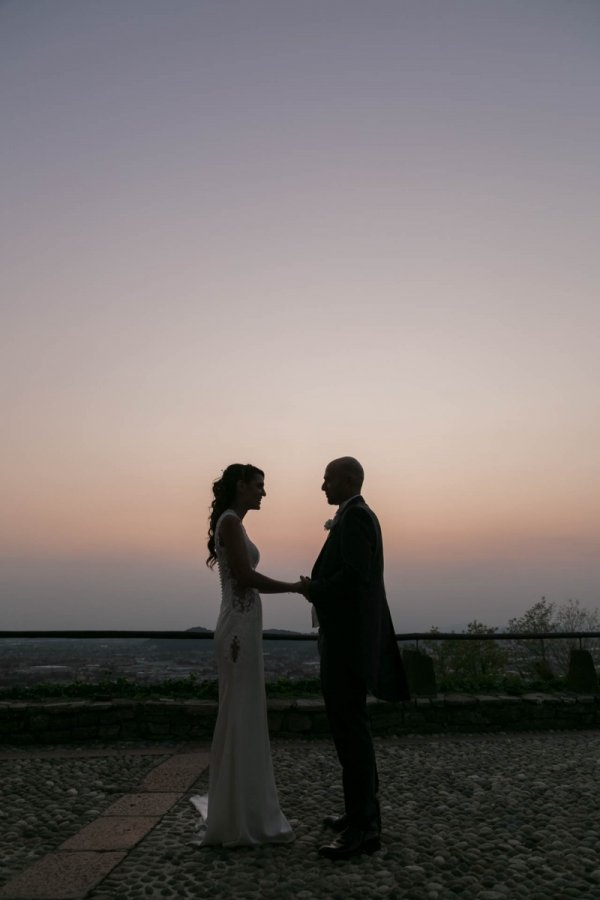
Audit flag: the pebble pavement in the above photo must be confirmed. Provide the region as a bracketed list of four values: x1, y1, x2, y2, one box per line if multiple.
[2, 731, 600, 899]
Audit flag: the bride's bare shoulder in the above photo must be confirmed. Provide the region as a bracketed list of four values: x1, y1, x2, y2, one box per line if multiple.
[218, 512, 242, 539]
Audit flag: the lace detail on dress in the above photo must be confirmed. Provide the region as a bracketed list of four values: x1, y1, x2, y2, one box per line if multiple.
[232, 584, 256, 613]
[215, 510, 260, 615]
[230, 635, 240, 662]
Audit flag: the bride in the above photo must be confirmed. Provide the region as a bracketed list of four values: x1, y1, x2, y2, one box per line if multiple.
[191, 463, 304, 847]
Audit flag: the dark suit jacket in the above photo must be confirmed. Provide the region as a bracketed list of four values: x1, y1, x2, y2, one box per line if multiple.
[309, 496, 409, 702]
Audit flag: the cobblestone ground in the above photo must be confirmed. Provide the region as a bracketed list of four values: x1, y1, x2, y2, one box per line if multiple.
[0, 748, 171, 888]
[2, 731, 600, 899]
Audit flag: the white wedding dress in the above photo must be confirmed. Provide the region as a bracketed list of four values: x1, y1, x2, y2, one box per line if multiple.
[190, 509, 294, 846]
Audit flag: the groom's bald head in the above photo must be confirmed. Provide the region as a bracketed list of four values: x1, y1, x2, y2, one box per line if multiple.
[330, 457, 364, 490]
[322, 456, 364, 505]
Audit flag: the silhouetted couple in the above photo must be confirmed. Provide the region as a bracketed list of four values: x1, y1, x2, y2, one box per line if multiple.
[191, 457, 409, 859]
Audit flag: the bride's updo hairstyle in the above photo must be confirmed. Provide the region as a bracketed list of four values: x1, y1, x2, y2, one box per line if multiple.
[206, 463, 264, 568]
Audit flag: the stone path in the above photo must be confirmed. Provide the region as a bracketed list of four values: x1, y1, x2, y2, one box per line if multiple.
[2, 732, 600, 899]
[0, 745, 209, 899]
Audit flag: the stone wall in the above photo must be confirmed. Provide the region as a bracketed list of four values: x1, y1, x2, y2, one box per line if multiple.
[1, 692, 599, 745]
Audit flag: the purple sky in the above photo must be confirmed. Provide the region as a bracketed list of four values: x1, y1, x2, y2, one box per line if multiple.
[2, 0, 599, 631]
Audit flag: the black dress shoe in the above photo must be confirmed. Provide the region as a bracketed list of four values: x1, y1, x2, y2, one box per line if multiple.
[322, 813, 349, 832]
[318, 825, 381, 860]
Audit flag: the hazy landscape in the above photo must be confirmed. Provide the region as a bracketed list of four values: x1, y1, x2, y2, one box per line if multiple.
[2, 597, 598, 695]
[0, 630, 320, 688]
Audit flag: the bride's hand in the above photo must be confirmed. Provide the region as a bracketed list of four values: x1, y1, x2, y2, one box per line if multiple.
[289, 578, 310, 595]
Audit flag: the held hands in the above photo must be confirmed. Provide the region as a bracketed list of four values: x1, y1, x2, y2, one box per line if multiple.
[288, 576, 311, 597]
[298, 575, 311, 598]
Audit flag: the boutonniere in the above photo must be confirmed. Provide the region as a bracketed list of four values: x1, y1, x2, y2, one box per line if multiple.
[324, 518, 337, 530]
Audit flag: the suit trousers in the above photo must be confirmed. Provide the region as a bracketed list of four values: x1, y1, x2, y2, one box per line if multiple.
[319, 635, 380, 830]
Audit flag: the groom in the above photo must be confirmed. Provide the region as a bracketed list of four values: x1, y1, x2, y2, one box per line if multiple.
[301, 457, 409, 859]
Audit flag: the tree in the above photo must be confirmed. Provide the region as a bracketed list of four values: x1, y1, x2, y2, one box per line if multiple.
[422, 620, 508, 689]
[507, 597, 600, 676]
[555, 598, 600, 633]
[508, 596, 556, 633]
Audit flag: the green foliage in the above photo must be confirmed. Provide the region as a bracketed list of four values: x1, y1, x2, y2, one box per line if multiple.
[508, 597, 600, 634]
[265, 678, 321, 697]
[0, 675, 322, 702]
[2, 670, 573, 702]
[434, 671, 568, 695]
[419, 598, 599, 688]
[555, 598, 600, 633]
[507, 597, 600, 676]
[0, 675, 220, 702]
[508, 596, 556, 633]
[421, 620, 509, 683]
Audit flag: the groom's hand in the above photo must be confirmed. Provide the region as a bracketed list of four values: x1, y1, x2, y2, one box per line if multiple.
[299, 575, 312, 598]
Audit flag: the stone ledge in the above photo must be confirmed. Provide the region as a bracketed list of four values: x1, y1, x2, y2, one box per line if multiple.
[0, 693, 598, 745]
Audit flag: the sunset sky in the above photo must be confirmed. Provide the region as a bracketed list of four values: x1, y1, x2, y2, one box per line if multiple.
[2, 0, 599, 633]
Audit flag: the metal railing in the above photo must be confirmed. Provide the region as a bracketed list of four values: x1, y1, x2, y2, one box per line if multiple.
[2, 629, 600, 644]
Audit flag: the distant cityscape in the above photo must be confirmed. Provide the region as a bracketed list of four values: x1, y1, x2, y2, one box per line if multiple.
[0, 628, 321, 688]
